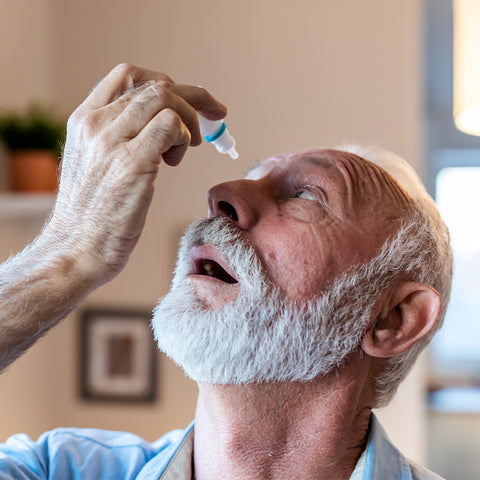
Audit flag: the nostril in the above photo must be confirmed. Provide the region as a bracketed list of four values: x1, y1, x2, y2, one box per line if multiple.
[218, 201, 239, 222]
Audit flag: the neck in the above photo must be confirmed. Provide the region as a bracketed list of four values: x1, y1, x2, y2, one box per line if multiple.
[193, 357, 373, 480]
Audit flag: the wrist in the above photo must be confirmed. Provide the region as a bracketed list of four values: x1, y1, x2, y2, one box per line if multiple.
[28, 227, 108, 299]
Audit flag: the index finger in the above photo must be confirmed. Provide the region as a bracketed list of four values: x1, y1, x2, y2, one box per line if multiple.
[170, 84, 228, 120]
[83, 63, 174, 110]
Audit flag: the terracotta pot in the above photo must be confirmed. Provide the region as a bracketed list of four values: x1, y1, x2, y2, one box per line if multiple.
[9, 149, 59, 192]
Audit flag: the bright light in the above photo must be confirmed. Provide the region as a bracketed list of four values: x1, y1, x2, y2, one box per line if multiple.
[437, 167, 480, 256]
[454, 0, 480, 135]
[433, 166, 480, 366]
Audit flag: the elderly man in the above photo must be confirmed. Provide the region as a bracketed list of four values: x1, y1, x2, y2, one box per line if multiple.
[0, 65, 451, 479]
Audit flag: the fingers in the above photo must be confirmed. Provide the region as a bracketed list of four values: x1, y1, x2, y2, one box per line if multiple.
[128, 108, 191, 167]
[110, 81, 203, 146]
[107, 82, 227, 144]
[69, 63, 229, 169]
[170, 84, 228, 120]
[79, 64, 227, 147]
[53, 65, 229, 285]
[82, 63, 227, 120]
[83, 63, 174, 110]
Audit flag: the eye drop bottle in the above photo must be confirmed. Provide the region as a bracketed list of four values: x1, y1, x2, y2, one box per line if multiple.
[197, 114, 239, 159]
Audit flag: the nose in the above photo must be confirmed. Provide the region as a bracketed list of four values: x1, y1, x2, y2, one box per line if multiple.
[207, 179, 268, 231]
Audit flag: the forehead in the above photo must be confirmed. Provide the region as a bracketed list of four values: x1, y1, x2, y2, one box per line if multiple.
[246, 152, 333, 180]
[247, 151, 330, 178]
[247, 149, 397, 191]
[249, 148, 383, 177]
[246, 149, 413, 219]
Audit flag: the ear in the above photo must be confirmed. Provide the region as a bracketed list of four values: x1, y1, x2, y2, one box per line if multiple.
[362, 281, 442, 358]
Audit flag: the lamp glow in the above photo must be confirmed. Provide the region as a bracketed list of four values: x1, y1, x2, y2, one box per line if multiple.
[454, 0, 480, 135]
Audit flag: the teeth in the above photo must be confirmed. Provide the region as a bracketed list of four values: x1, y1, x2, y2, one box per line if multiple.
[198, 259, 238, 284]
[203, 261, 214, 276]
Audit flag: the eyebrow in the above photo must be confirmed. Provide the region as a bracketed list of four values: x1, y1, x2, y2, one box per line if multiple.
[244, 160, 265, 177]
[245, 155, 331, 177]
[299, 156, 331, 168]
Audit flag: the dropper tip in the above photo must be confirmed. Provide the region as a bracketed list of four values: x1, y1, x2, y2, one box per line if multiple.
[228, 147, 239, 159]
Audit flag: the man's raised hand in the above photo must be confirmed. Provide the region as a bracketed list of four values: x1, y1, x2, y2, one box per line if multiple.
[47, 64, 227, 286]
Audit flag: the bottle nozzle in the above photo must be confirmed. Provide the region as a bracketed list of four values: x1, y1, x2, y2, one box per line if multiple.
[227, 147, 239, 159]
[198, 113, 238, 159]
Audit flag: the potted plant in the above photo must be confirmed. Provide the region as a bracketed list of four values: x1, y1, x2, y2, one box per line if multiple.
[0, 104, 66, 192]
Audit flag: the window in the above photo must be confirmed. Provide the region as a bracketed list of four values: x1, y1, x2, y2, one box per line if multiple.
[429, 149, 480, 412]
[425, 2, 480, 476]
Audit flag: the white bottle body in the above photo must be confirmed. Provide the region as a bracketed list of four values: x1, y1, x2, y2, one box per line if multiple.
[197, 114, 238, 159]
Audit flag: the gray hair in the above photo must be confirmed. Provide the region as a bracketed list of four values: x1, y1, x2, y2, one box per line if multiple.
[340, 145, 453, 406]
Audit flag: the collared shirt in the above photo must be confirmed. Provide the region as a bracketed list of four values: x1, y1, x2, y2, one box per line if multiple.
[0, 415, 444, 479]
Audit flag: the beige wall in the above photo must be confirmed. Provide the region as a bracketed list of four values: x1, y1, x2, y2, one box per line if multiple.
[0, 0, 56, 108]
[0, 0, 427, 462]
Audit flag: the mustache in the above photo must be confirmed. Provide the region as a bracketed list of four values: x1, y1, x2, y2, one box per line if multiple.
[176, 216, 269, 288]
[182, 216, 245, 248]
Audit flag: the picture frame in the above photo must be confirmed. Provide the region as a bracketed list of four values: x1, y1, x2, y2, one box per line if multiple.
[80, 308, 157, 402]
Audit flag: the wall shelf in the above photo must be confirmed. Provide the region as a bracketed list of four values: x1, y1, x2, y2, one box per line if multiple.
[0, 193, 55, 221]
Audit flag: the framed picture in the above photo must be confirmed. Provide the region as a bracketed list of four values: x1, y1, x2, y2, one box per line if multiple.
[80, 309, 157, 402]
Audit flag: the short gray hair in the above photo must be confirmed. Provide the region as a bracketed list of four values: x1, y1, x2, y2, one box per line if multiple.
[340, 145, 453, 406]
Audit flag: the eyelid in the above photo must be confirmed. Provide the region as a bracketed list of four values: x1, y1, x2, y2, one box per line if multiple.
[293, 184, 328, 204]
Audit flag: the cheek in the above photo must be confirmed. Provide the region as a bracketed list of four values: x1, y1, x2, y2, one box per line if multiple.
[282, 203, 328, 223]
[257, 229, 335, 299]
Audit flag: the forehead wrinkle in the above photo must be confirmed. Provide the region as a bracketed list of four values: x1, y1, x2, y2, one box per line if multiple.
[352, 155, 414, 214]
[305, 150, 366, 218]
[288, 152, 369, 226]
[338, 155, 380, 209]
[329, 151, 414, 215]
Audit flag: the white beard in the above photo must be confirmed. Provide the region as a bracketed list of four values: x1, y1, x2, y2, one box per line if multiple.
[152, 217, 377, 384]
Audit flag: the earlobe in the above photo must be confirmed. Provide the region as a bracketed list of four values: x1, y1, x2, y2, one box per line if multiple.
[362, 282, 442, 358]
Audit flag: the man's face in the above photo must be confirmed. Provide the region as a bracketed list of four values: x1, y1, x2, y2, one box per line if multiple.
[190, 149, 405, 306]
[152, 149, 410, 384]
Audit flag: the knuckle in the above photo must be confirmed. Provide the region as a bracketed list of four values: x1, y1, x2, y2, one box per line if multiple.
[127, 83, 171, 113]
[158, 72, 174, 83]
[149, 82, 172, 102]
[196, 85, 212, 101]
[113, 63, 140, 93]
[75, 110, 102, 136]
[113, 62, 134, 76]
[162, 108, 181, 127]
[86, 110, 102, 129]
[158, 79, 173, 89]
[150, 80, 173, 96]
[156, 110, 183, 143]
[196, 85, 207, 96]
[97, 127, 115, 149]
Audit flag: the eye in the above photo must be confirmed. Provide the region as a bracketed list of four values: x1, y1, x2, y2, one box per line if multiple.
[293, 185, 324, 202]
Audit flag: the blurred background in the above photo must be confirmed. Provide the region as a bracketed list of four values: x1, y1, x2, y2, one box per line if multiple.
[0, 1, 479, 478]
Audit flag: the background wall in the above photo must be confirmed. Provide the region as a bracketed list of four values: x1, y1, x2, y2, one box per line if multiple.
[0, 0, 427, 464]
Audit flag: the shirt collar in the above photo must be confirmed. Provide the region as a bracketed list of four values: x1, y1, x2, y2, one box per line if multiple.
[158, 427, 194, 480]
[157, 413, 410, 480]
[361, 413, 413, 480]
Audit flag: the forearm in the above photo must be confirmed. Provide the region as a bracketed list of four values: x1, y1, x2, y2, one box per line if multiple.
[0, 234, 96, 371]
[0, 64, 226, 373]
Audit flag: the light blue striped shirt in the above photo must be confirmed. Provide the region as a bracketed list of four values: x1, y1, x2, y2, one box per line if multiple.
[0, 415, 444, 479]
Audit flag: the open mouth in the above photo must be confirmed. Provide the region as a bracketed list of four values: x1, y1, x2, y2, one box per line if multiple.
[190, 245, 239, 284]
[196, 259, 238, 283]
